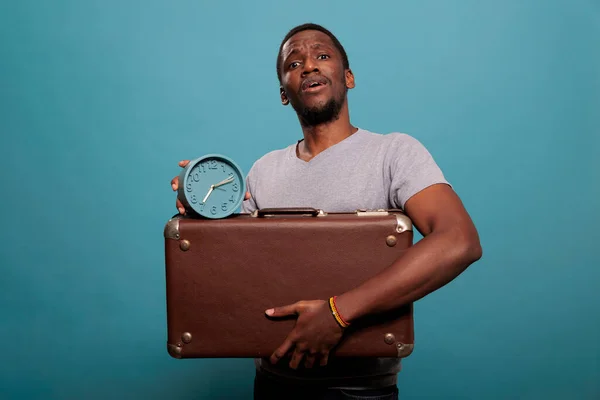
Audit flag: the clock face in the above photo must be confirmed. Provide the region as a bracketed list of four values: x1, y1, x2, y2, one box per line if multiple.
[178, 154, 246, 219]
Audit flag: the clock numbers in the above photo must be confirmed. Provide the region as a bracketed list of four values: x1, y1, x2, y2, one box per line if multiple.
[182, 156, 243, 218]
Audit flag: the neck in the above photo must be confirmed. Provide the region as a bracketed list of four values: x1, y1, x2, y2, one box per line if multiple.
[296, 102, 358, 162]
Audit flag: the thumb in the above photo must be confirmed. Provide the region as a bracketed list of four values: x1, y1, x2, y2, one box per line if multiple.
[265, 303, 300, 318]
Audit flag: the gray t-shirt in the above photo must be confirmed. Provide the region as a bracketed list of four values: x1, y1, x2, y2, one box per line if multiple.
[241, 128, 449, 389]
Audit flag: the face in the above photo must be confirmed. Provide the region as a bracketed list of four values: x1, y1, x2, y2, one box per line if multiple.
[279, 30, 354, 126]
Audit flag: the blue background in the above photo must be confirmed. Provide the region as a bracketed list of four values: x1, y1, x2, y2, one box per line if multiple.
[1, 0, 598, 399]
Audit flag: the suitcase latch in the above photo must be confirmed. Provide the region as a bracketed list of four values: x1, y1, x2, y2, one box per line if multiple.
[355, 209, 389, 216]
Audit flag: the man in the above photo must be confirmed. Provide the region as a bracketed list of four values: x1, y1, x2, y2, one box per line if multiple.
[172, 23, 482, 400]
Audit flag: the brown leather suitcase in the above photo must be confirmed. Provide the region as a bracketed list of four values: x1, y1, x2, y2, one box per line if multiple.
[163, 208, 415, 360]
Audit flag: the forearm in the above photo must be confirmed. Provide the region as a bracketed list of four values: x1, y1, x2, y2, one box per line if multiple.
[334, 227, 482, 323]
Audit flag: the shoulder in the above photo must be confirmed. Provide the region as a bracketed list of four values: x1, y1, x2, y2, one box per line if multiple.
[375, 131, 426, 148]
[360, 129, 445, 181]
[358, 129, 433, 159]
[360, 130, 449, 208]
[356, 128, 424, 146]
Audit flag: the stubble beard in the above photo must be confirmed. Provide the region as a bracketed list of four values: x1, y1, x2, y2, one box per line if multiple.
[293, 87, 347, 127]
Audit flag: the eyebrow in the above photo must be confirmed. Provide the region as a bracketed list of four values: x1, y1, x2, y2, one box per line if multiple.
[283, 43, 333, 61]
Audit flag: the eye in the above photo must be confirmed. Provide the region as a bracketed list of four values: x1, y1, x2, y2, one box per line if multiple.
[317, 54, 330, 60]
[289, 61, 300, 69]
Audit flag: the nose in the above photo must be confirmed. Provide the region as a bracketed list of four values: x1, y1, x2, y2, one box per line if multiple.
[302, 58, 319, 76]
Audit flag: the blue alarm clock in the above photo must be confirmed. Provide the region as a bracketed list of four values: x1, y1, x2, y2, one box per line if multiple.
[177, 154, 246, 219]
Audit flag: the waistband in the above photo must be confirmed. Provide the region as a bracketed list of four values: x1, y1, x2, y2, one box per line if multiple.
[255, 359, 399, 390]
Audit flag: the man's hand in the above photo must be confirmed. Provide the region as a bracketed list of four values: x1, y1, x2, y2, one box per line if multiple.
[266, 300, 344, 369]
[171, 160, 251, 214]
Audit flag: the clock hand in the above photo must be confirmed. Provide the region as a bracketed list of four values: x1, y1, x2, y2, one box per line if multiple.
[202, 185, 214, 203]
[202, 175, 234, 203]
[213, 175, 234, 188]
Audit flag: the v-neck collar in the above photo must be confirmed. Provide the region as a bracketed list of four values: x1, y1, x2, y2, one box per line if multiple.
[288, 128, 367, 166]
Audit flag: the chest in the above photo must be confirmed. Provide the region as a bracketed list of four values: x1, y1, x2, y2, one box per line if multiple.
[254, 160, 390, 212]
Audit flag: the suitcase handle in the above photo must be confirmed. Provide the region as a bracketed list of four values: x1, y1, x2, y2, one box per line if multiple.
[251, 208, 327, 217]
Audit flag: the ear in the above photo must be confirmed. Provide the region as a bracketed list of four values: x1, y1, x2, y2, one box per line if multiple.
[345, 69, 355, 89]
[280, 86, 290, 106]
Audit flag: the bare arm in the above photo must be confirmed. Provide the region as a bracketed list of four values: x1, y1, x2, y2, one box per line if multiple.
[266, 183, 482, 369]
[334, 183, 483, 322]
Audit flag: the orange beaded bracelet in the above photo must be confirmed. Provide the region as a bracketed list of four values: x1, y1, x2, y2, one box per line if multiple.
[329, 296, 350, 329]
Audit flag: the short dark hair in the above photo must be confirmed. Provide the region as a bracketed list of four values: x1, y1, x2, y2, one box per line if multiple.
[276, 23, 350, 83]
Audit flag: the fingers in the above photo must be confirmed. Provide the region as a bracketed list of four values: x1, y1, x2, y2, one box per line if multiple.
[270, 337, 294, 365]
[245, 191, 251, 201]
[173, 182, 185, 214]
[171, 160, 189, 190]
[319, 351, 329, 367]
[271, 343, 329, 369]
[176, 199, 185, 215]
[289, 349, 328, 369]
[172, 160, 190, 214]
[265, 302, 301, 318]
[289, 348, 305, 370]
[304, 351, 317, 369]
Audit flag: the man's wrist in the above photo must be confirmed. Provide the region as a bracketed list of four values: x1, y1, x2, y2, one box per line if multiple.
[329, 294, 361, 326]
[328, 296, 351, 329]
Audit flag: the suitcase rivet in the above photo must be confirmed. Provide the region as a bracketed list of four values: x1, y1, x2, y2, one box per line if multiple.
[182, 332, 192, 343]
[397, 343, 404, 350]
[168, 344, 183, 358]
[384, 333, 396, 344]
[180, 240, 190, 251]
[386, 235, 397, 247]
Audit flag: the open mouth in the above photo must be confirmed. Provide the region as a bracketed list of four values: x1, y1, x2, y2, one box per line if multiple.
[301, 77, 329, 92]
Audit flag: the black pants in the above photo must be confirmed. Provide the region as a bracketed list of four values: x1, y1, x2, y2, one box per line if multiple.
[253, 374, 399, 400]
